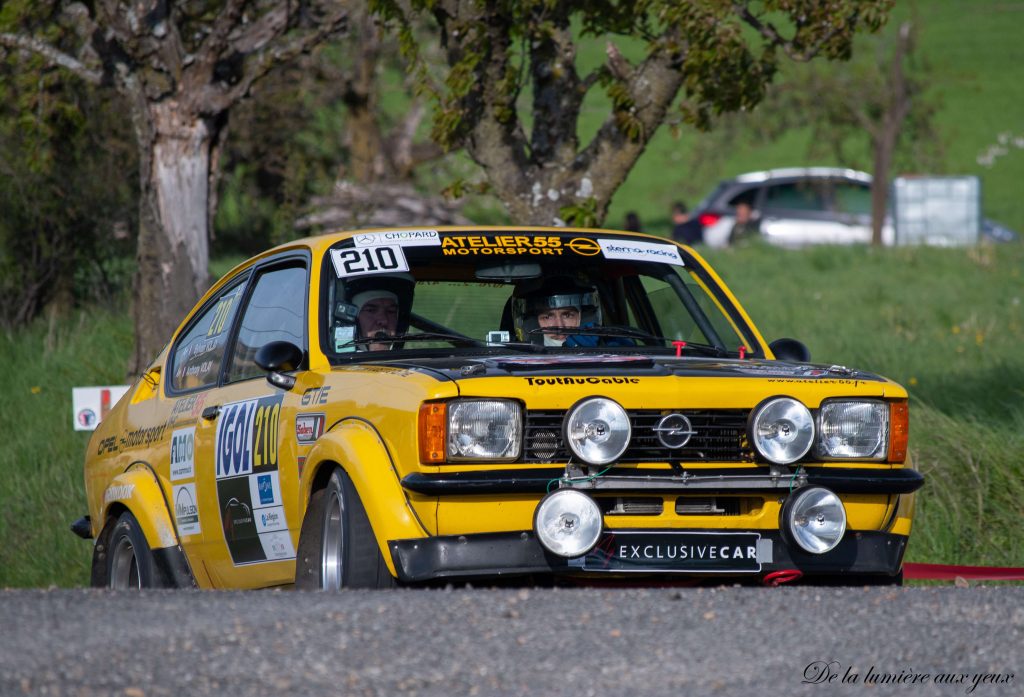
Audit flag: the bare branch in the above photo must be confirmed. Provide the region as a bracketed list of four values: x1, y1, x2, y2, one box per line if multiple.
[732, 2, 848, 62]
[0, 32, 102, 84]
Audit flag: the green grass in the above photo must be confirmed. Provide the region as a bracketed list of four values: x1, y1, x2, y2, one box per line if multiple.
[703, 241, 1024, 569]
[2, 243, 1022, 587]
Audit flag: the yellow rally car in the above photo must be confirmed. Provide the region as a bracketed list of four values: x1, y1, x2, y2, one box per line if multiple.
[77, 226, 921, 589]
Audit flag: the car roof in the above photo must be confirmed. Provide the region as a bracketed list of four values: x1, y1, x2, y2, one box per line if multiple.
[729, 167, 873, 184]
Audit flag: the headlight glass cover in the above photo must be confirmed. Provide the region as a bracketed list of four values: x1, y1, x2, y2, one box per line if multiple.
[750, 397, 814, 464]
[447, 399, 522, 461]
[564, 397, 631, 465]
[816, 400, 888, 460]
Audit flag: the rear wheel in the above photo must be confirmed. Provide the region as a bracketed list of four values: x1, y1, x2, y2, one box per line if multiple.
[295, 467, 395, 589]
[106, 511, 161, 589]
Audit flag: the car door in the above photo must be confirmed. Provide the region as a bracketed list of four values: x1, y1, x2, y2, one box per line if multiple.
[759, 178, 843, 246]
[192, 257, 310, 589]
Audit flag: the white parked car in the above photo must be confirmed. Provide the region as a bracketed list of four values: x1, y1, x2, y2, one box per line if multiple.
[692, 168, 895, 248]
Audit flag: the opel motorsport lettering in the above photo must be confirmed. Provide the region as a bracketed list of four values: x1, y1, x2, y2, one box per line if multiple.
[77, 226, 921, 589]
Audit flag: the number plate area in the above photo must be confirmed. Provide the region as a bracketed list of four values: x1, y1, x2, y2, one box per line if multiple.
[570, 531, 770, 574]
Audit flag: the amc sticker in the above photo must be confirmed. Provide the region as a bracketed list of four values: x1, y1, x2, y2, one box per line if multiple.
[173, 483, 201, 536]
[170, 427, 195, 481]
[295, 413, 326, 444]
[598, 238, 684, 266]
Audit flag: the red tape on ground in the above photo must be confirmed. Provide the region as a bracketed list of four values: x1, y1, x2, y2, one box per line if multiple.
[904, 562, 1024, 581]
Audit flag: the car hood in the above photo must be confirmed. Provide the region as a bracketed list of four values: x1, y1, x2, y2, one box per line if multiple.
[347, 353, 888, 384]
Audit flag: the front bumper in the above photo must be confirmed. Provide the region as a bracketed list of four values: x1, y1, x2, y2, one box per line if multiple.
[389, 529, 908, 583]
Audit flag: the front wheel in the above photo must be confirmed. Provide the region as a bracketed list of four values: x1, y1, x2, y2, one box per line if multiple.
[295, 467, 395, 589]
[105, 511, 162, 589]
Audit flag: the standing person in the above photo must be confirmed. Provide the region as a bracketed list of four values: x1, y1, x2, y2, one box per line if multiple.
[728, 201, 759, 245]
[671, 201, 703, 245]
[624, 211, 643, 232]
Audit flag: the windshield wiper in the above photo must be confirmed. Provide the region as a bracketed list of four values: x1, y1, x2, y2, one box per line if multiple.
[337, 331, 488, 350]
[675, 341, 728, 357]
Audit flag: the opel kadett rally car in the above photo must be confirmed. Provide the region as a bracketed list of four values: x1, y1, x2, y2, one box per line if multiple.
[77, 226, 922, 589]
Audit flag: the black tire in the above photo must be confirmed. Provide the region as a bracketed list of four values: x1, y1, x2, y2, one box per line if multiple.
[105, 510, 162, 589]
[295, 467, 395, 590]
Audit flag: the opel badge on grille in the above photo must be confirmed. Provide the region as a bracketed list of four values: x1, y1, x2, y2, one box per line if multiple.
[653, 413, 696, 449]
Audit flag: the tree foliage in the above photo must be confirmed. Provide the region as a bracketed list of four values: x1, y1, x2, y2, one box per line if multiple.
[372, 0, 893, 226]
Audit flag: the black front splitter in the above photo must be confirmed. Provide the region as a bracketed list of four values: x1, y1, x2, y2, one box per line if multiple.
[388, 529, 907, 584]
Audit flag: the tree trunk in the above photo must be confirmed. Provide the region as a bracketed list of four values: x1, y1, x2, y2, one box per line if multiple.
[870, 136, 892, 246]
[130, 100, 215, 375]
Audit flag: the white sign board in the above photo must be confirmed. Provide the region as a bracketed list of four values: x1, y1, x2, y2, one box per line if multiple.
[893, 176, 980, 246]
[72, 386, 130, 431]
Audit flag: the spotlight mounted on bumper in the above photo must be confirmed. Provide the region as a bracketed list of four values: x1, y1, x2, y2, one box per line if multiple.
[533, 489, 603, 558]
[782, 486, 847, 554]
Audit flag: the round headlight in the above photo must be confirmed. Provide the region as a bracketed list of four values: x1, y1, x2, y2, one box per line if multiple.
[564, 397, 631, 465]
[533, 489, 603, 558]
[783, 487, 847, 554]
[750, 397, 814, 464]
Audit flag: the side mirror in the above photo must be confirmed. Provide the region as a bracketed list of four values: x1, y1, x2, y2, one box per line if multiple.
[255, 341, 304, 390]
[769, 338, 811, 363]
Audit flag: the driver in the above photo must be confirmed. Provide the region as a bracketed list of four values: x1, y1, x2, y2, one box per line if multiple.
[337, 272, 415, 351]
[512, 277, 603, 347]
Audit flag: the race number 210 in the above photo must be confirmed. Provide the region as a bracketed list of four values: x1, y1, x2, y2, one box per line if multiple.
[331, 245, 409, 278]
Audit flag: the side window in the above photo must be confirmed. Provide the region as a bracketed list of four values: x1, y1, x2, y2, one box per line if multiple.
[171, 282, 245, 392]
[834, 181, 872, 215]
[226, 265, 307, 383]
[763, 180, 827, 212]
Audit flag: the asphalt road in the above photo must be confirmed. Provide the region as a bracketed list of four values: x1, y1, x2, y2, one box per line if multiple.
[1, 587, 1021, 697]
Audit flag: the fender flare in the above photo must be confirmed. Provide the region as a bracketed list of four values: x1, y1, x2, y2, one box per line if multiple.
[303, 417, 430, 571]
[93, 462, 197, 588]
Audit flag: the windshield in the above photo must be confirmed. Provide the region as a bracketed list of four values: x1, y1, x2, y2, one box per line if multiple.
[320, 230, 757, 360]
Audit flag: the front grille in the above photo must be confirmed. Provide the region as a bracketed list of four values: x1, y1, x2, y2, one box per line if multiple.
[523, 409, 754, 464]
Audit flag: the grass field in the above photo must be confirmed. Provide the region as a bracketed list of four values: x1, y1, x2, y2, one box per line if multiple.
[1, 243, 1020, 587]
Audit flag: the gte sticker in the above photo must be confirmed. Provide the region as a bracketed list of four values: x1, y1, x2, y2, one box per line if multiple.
[331, 245, 409, 278]
[597, 238, 683, 266]
[295, 413, 326, 444]
[353, 229, 440, 247]
[214, 394, 291, 565]
[170, 427, 195, 481]
[173, 483, 201, 536]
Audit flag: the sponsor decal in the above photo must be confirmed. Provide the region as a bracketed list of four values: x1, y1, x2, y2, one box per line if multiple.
[300, 386, 332, 406]
[597, 238, 684, 266]
[250, 472, 280, 508]
[173, 483, 201, 536]
[103, 484, 134, 504]
[215, 395, 282, 480]
[295, 413, 326, 444]
[577, 531, 767, 573]
[119, 423, 168, 450]
[214, 395, 287, 566]
[567, 237, 602, 256]
[440, 234, 564, 257]
[255, 505, 287, 533]
[353, 229, 440, 247]
[170, 427, 196, 480]
[170, 392, 208, 420]
[525, 376, 641, 386]
[77, 409, 97, 428]
[258, 530, 295, 561]
[297, 456, 306, 478]
[331, 245, 409, 278]
[96, 436, 118, 456]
